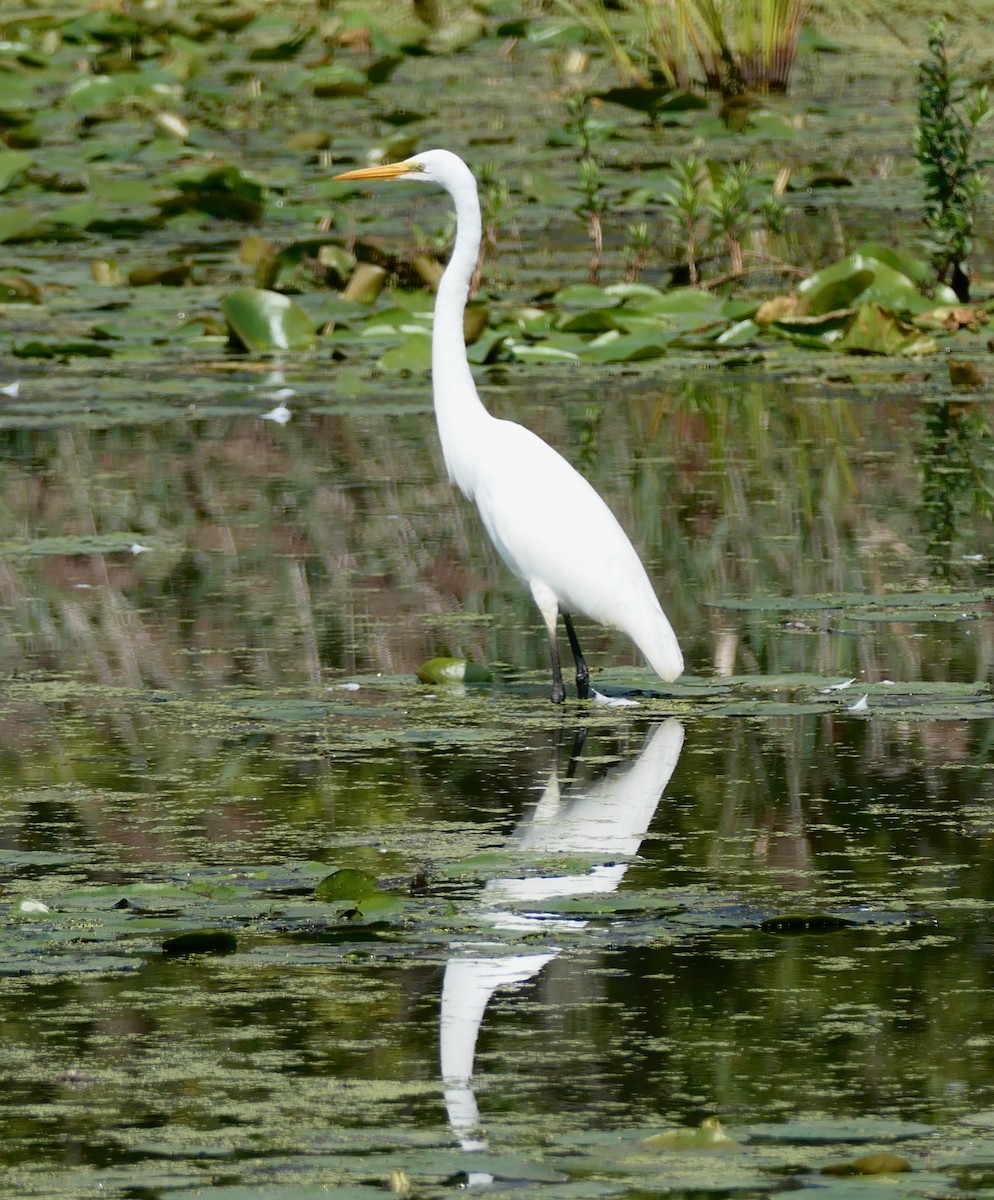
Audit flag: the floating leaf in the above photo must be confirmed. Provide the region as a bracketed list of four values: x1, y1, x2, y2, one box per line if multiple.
[760, 912, 858, 933]
[343, 263, 388, 304]
[248, 26, 314, 61]
[128, 259, 193, 287]
[222, 288, 317, 352]
[822, 1153, 913, 1176]
[746, 1118, 936, 1144]
[313, 868, 381, 903]
[0, 149, 32, 191]
[0, 273, 41, 302]
[12, 338, 114, 359]
[417, 657, 493, 684]
[162, 930, 238, 957]
[308, 65, 367, 97]
[799, 254, 932, 318]
[581, 328, 673, 362]
[378, 333, 432, 372]
[0, 208, 43, 243]
[948, 358, 985, 387]
[160, 165, 266, 221]
[839, 304, 937, 357]
[644, 1118, 741, 1151]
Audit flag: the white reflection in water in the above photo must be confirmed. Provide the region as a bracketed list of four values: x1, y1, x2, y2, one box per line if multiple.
[440, 718, 685, 1153]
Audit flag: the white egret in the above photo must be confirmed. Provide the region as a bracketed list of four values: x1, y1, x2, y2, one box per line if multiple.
[335, 150, 683, 701]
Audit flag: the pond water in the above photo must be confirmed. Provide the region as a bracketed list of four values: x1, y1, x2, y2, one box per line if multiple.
[3, 354, 994, 1200]
[3, 5, 994, 1196]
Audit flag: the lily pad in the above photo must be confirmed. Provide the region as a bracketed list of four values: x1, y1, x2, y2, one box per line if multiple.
[161, 930, 238, 957]
[222, 288, 317, 351]
[313, 869, 382, 903]
[417, 657, 493, 684]
[798, 254, 933, 318]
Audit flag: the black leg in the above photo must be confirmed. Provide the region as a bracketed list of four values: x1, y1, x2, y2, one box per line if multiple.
[547, 627, 566, 704]
[562, 612, 590, 700]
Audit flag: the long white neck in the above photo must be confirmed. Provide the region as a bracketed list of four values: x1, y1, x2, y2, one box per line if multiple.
[431, 165, 491, 499]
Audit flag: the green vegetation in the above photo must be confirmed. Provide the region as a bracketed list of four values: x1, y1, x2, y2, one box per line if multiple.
[558, 0, 813, 94]
[915, 21, 993, 301]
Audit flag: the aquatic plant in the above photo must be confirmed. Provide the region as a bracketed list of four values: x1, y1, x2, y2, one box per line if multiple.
[658, 157, 711, 284]
[577, 156, 608, 283]
[623, 220, 654, 282]
[658, 157, 778, 282]
[564, 93, 611, 282]
[476, 159, 510, 290]
[707, 161, 757, 277]
[557, 0, 813, 95]
[915, 21, 993, 302]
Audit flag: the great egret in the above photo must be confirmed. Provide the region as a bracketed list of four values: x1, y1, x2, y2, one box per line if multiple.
[335, 150, 683, 701]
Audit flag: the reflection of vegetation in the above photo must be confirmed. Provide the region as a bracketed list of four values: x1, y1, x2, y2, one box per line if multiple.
[0, 370, 989, 691]
[919, 400, 994, 576]
[916, 21, 993, 302]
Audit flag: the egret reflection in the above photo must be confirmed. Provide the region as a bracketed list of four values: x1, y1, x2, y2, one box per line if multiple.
[440, 719, 685, 1151]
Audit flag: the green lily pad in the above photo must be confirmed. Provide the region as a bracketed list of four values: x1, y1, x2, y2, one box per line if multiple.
[308, 65, 368, 97]
[313, 868, 382, 903]
[12, 338, 114, 359]
[222, 288, 317, 351]
[839, 304, 938, 356]
[760, 911, 858, 933]
[0, 208, 43, 242]
[822, 1153, 913, 1176]
[0, 149, 32, 191]
[416, 656, 493, 684]
[644, 1118, 741, 1150]
[161, 930, 238, 957]
[799, 253, 932, 318]
[746, 1118, 936, 1144]
[378, 333, 432, 372]
[580, 328, 673, 361]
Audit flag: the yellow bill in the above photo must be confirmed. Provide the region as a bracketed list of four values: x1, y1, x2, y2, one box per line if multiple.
[333, 159, 421, 181]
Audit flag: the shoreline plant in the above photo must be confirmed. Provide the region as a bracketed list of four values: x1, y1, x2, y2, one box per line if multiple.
[915, 21, 992, 302]
[557, 0, 813, 96]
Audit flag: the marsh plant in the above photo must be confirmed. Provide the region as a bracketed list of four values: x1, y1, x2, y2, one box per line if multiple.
[476, 160, 511, 290]
[658, 158, 710, 284]
[564, 93, 611, 282]
[623, 221, 654, 282]
[558, 0, 812, 96]
[915, 21, 992, 302]
[577, 156, 608, 282]
[658, 157, 783, 282]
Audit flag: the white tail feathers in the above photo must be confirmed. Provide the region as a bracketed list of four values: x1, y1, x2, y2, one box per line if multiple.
[635, 608, 684, 683]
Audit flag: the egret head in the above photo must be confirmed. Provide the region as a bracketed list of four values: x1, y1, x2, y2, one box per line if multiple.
[334, 149, 473, 190]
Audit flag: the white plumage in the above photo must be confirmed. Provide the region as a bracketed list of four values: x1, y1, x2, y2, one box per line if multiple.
[335, 149, 683, 700]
